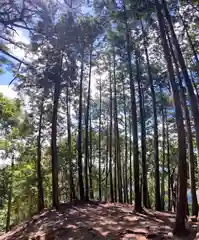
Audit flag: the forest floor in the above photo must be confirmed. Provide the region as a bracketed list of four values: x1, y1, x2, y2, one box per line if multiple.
[0, 201, 198, 240]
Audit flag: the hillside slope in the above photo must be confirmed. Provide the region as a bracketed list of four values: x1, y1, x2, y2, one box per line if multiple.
[0, 202, 197, 240]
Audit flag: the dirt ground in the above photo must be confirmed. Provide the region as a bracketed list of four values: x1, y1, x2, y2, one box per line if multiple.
[0, 201, 197, 240]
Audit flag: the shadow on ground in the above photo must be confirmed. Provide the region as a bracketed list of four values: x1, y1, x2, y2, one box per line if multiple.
[0, 201, 196, 240]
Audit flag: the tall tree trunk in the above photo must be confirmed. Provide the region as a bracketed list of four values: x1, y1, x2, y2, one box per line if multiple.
[109, 66, 114, 202]
[141, 21, 160, 210]
[168, 32, 198, 216]
[66, 82, 76, 201]
[77, 52, 85, 201]
[122, 78, 128, 203]
[89, 116, 94, 199]
[171, 170, 176, 212]
[99, 75, 102, 201]
[37, 97, 44, 212]
[84, 45, 93, 201]
[113, 50, 123, 203]
[114, 141, 117, 202]
[51, 52, 63, 209]
[166, 110, 171, 211]
[105, 121, 109, 201]
[124, 6, 141, 211]
[51, 82, 60, 209]
[136, 47, 149, 208]
[6, 156, 14, 232]
[155, 0, 188, 234]
[162, 0, 199, 183]
[159, 84, 165, 211]
[129, 120, 133, 205]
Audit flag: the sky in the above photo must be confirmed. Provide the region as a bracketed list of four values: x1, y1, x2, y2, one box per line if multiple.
[0, 27, 30, 99]
[0, 1, 96, 99]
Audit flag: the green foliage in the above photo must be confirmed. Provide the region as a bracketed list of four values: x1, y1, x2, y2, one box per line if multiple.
[1, 0, 199, 234]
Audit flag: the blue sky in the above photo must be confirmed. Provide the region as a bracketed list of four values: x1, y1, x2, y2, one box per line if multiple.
[1, 69, 14, 85]
[0, 59, 18, 98]
[0, 26, 30, 98]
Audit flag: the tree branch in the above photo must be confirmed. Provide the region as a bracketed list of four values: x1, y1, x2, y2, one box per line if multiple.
[0, 47, 32, 68]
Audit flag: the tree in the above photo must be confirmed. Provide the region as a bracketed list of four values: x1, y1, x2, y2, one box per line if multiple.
[155, 0, 188, 234]
[141, 21, 160, 210]
[123, 3, 142, 211]
[2, 0, 199, 237]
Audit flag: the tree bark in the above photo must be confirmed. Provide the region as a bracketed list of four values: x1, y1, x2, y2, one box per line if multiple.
[51, 52, 63, 209]
[6, 156, 14, 232]
[109, 65, 114, 202]
[66, 81, 76, 201]
[155, 0, 188, 235]
[89, 116, 94, 199]
[162, 0, 199, 186]
[159, 84, 165, 211]
[141, 21, 160, 210]
[98, 75, 102, 201]
[84, 45, 93, 201]
[168, 31, 198, 216]
[129, 120, 133, 205]
[37, 97, 44, 211]
[122, 77, 128, 203]
[105, 121, 109, 201]
[166, 110, 171, 211]
[123, 6, 141, 211]
[113, 50, 123, 203]
[77, 52, 85, 200]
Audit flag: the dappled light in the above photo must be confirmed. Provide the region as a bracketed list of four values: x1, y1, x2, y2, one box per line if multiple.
[0, 202, 190, 240]
[1, 0, 199, 239]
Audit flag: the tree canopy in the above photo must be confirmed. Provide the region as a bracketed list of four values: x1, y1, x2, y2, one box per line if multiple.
[1, 0, 199, 237]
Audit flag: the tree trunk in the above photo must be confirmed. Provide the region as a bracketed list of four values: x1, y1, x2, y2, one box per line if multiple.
[123, 6, 141, 211]
[51, 52, 63, 208]
[99, 75, 102, 201]
[141, 21, 160, 210]
[114, 141, 117, 202]
[113, 50, 123, 203]
[129, 120, 133, 205]
[105, 121, 109, 201]
[84, 45, 93, 201]
[6, 156, 14, 232]
[162, 0, 199, 184]
[168, 32, 198, 216]
[89, 116, 94, 199]
[166, 110, 171, 211]
[136, 44, 149, 209]
[122, 77, 128, 203]
[37, 97, 44, 212]
[155, 0, 188, 235]
[109, 65, 114, 202]
[77, 52, 85, 200]
[159, 84, 165, 211]
[66, 82, 76, 201]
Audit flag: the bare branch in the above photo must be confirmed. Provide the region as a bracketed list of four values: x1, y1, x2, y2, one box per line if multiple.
[0, 47, 32, 68]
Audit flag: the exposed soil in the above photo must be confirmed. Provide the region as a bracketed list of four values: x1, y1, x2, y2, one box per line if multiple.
[0, 201, 197, 240]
